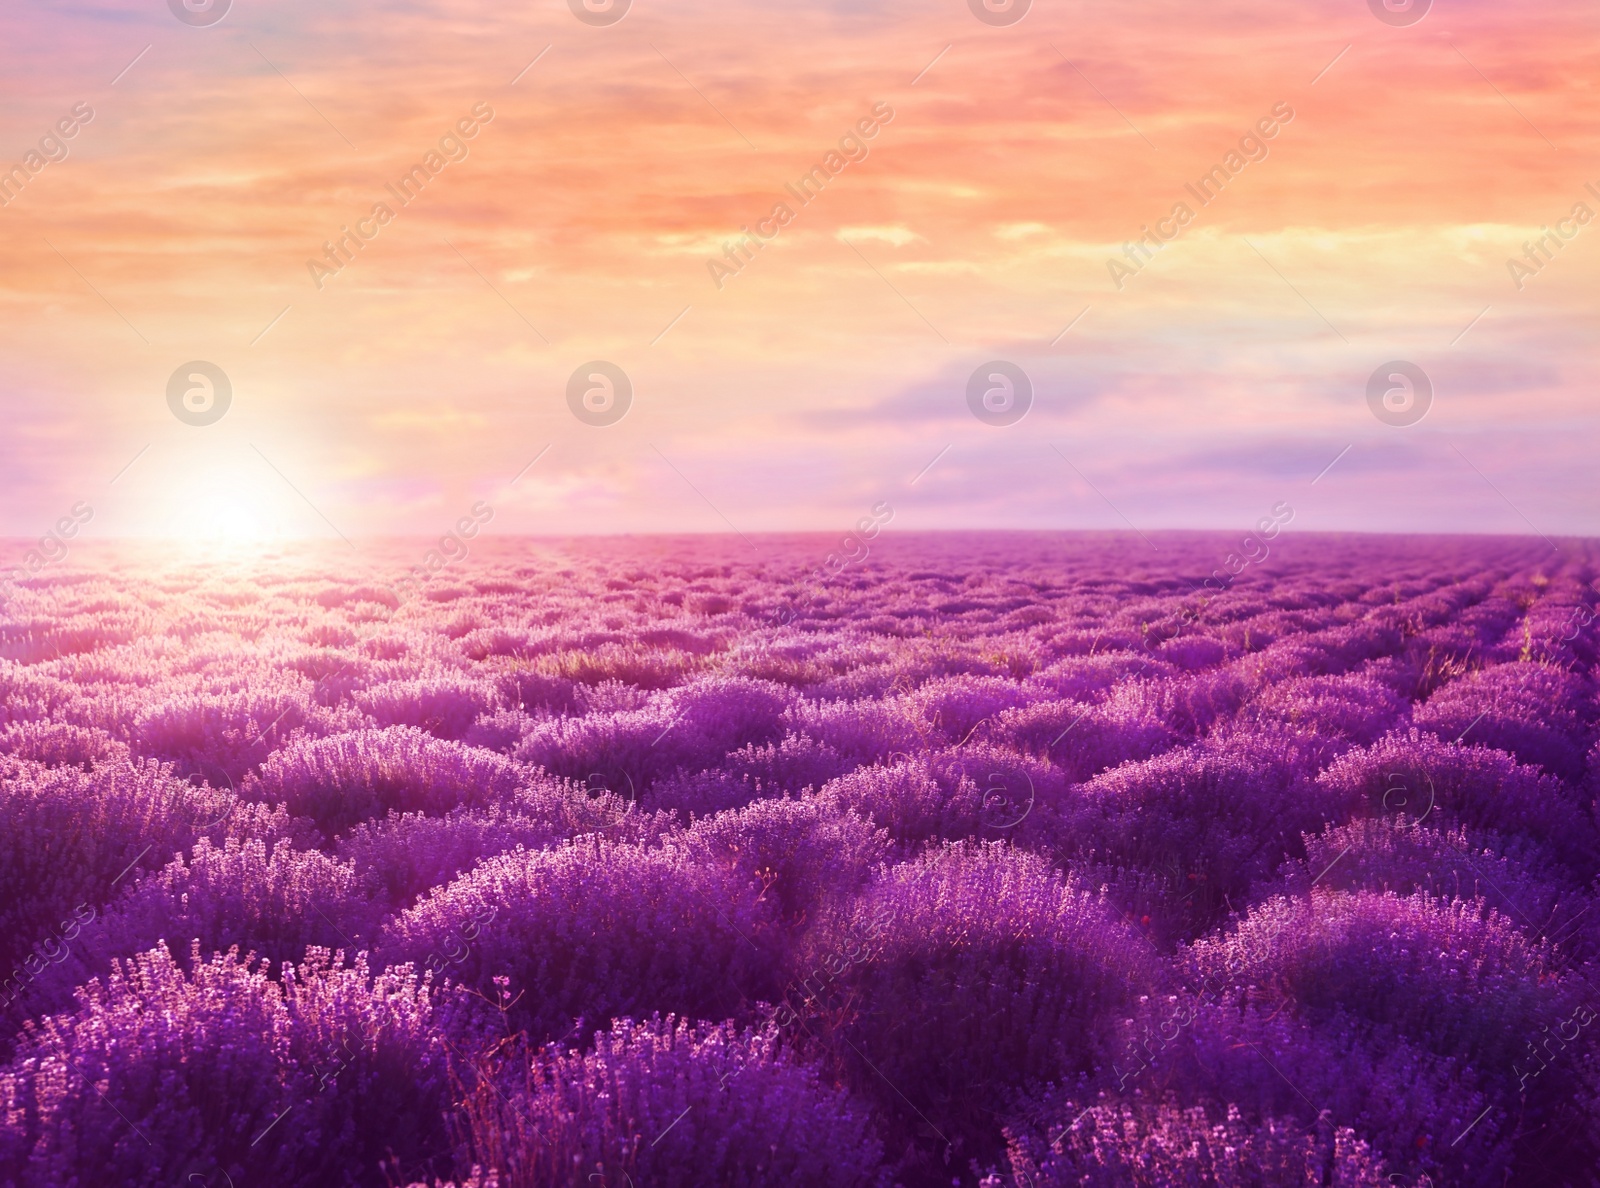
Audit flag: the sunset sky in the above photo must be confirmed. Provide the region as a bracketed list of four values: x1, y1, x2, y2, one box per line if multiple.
[1, 0, 1596, 546]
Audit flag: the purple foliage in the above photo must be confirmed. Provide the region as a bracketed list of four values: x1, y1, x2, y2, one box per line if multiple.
[681, 797, 890, 925]
[4, 535, 1598, 1186]
[664, 675, 793, 752]
[1029, 652, 1177, 701]
[785, 695, 932, 766]
[1184, 889, 1600, 1183]
[818, 754, 982, 847]
[0, 719, 129, 769]
[381, 838, 779, 1041]
[337, 807, 564, 907]
[993, 693, 1178, 780]
[1004, 1100, 1389, 1186]
[793, 745, 1048, 850]
[1276, 817, 1599, 962]
[29, 838, 382, 1006]
[248, 726, 530, 833]
[0, 943, 452, 1187]
[905, 674, 1041, 742]
[130, 684, 345, 782]
[514, 707, 680, 791]
[356, 676, 501, 741]
[1187, 889, 1574, 1072]
[460, 707, 539, 753]
[830, 841, 1154, 1168]
[1318, 731, 1600, 870]
[1062, 736, 1350, 931]
[1098, 995, 1508, 1181]
[0, 757, 215, 972]
[642, 764, 774, 817]
[337, 788, 674, 908]
[490, 667, 575, 715]
[723, 731, 851, 793]
[1234, 672, 1408, 753]
[1413, 661, 1593, 780]
[457, 1016, 885, 1187]
[644, 726, 851, 819]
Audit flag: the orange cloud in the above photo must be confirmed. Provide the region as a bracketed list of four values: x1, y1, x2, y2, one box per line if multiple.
[0, 0, 1594, 541]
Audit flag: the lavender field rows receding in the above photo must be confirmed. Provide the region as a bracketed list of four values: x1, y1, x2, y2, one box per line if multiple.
[1, 532, 1597, 1187]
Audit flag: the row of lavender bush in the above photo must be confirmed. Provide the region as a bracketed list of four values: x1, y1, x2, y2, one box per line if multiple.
[0, 532, 1596, 1186]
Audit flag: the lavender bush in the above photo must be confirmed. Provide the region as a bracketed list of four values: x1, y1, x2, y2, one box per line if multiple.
[1003, 1099, 1389, 1186]
[0, 533, 1595, 1186]
[828, 841, 1154, 1171]
[380, 837, 780, 1041]
[456, 1015, 885, 1187]
[0, 943, 453, 1187]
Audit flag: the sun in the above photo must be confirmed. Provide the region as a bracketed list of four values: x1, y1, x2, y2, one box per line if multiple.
[152, 455, 298, 551]
[190, 487, 275, 545]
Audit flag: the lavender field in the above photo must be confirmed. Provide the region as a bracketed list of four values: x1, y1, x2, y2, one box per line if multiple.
[1, 531, 1597, 1187]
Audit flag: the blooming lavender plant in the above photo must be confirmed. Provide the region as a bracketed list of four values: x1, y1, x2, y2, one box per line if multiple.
[381, 837, 780, 1041]
[0, 534, 1596, 1186]
[456, 1015, 886, 1187]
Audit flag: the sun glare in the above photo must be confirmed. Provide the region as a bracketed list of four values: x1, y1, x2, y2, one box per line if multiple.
[149, 457, 306, 552]
[191, 489, 274, 545]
